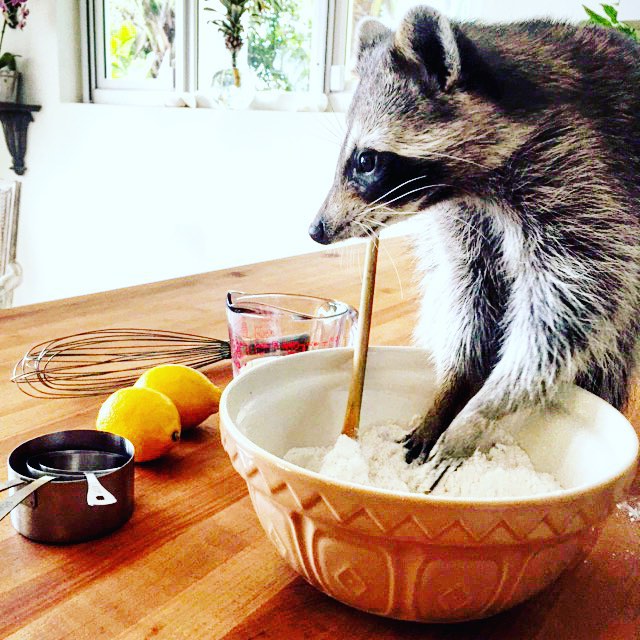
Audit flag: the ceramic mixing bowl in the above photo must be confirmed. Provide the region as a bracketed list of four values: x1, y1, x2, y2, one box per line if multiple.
[219, 347, 639, 623]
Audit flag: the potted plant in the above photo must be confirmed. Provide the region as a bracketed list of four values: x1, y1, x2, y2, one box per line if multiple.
[0, 0, 29, 103]
[205, 0, 281, 107]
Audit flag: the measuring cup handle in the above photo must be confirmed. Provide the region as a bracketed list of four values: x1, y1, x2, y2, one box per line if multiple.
[0, 476, 53, 523]
[346, 305, 359, 347]
[0, 478, 25, 492]
[84, 472, 117, 506]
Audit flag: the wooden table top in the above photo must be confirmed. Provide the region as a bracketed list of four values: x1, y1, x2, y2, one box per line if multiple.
[0, 237, 638, 640]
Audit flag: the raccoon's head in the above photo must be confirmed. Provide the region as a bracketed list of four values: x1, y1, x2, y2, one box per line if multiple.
[309, 6, 531, 244]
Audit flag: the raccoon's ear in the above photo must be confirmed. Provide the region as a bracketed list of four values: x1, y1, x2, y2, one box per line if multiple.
[394, 7, 460, 92]
[355, 18, 392, 66]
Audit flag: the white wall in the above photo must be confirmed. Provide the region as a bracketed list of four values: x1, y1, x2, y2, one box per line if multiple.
[9, 106, 344, 305]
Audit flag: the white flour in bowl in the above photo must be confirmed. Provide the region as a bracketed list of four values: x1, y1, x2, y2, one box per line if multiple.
[283, 420, 562, 498]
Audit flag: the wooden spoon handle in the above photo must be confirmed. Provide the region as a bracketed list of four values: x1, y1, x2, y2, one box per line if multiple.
[342, 237, 379, 438]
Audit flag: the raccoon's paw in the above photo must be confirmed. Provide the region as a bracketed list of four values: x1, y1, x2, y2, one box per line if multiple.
[402, 415, 444, 464]
[437, 410, 495, 460]
[412, 411, 495, 492]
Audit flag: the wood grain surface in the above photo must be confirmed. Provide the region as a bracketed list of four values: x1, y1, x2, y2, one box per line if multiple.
[0, 237, 638, 640]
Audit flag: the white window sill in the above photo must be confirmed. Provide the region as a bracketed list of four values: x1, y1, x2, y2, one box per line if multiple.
[91, 88, 353, 113]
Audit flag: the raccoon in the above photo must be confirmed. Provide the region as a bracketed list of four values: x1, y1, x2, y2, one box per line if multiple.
[308, 6, 640, 469]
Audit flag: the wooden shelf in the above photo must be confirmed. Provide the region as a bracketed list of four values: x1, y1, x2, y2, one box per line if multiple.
[0, 102, 41, 112]
[0, 102, 41, 175]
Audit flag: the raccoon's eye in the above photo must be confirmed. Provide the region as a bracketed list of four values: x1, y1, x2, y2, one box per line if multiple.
[356, 150, 377, 174]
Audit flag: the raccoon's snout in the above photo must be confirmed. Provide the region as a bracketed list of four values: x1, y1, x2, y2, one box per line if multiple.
[308, 218, 331, 245]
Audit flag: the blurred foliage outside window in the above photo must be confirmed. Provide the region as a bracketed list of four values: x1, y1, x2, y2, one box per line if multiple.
[108, 0, 175, 82]
[247, 0, 311, 91]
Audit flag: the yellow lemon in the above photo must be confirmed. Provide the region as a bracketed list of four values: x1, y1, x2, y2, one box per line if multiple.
[134, 364, 222, 429]
[96, 387, 181, 462]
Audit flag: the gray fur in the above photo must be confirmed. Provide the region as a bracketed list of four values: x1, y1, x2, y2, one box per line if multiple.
[310, 6, 640, 465]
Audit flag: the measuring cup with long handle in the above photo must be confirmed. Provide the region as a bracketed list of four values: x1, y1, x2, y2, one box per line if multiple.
[27, 450, 119, 507]
[0, 475, 54, 522]
[82, 471, 117, 505]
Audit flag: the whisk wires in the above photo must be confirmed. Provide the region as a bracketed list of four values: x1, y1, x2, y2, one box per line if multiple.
[12, 328, 231, 398]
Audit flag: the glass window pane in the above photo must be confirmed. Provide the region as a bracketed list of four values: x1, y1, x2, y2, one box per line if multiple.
[247, 0, 313, 92]
[105, 0, 176, 84]
[198, 0, 313, 92]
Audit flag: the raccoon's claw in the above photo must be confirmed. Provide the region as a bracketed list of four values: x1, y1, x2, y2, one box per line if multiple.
[408, 410, 495, 492]
[419, 451, 464, 493]
[402, 408, 494, 468]
[402, 428, 440, 464]
[402, 415, 445, 463]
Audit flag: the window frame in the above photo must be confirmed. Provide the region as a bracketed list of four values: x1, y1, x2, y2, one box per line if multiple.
[82, 0, 346, 108]
[84, 0, 197, 105]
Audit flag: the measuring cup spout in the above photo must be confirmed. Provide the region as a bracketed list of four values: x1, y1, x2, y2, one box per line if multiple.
[226, 291, 245, 313]
[226, 291, 316, 320]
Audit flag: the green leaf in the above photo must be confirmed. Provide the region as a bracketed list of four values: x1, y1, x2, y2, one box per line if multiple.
[0, 52, 17, 71]
[601, 4, 618, 22]
[618, 24, 639, 40]
[583, 6, 613, 26]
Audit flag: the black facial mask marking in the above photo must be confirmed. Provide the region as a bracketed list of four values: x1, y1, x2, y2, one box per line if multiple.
[345, 149, 451, 208]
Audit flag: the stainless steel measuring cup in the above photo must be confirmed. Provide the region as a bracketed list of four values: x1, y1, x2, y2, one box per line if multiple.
[0, 430, 134, 543]
[26, 450, 126, 506]
[226, 291, 358, 376]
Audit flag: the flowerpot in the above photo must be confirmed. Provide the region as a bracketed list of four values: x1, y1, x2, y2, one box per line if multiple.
[0, 70, 20, 103]
[210, 67, 255, 110]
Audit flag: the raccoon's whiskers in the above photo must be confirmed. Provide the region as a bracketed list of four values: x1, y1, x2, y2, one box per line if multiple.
[361, 216, 405, 300]
[381, 205, 492, 245]
[361, 215, 389, 230]
[311, 113, 343, 146]
[338, 240, 359, 273]
[355, 219, 376, 240]
[366, 183, 453, 213]
[324, 99, 346, 141]
[366, 175, 434, 207]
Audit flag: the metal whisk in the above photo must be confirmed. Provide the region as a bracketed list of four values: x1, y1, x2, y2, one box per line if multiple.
[11, 328, 231, 399]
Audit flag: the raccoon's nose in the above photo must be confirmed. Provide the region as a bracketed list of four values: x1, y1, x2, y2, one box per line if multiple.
[308, 219, 330, 245]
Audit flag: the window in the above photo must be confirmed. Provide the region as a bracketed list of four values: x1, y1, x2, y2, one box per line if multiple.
[85, 1, 625, 107]
[84, 0, 410, 107]
[85, 0, 187, 104]
[84, 0, 327, 106]
[97, 0, 177, 88]
[197, 0, 320, 93]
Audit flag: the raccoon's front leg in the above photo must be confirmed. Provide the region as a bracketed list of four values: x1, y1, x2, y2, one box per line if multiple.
[403, 372, 480, 463]
[403, 204, 510, 463]
[427, 231, 607, 465]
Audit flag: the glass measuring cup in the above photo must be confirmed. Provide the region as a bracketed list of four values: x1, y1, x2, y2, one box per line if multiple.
[226, 291, 358, 376]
